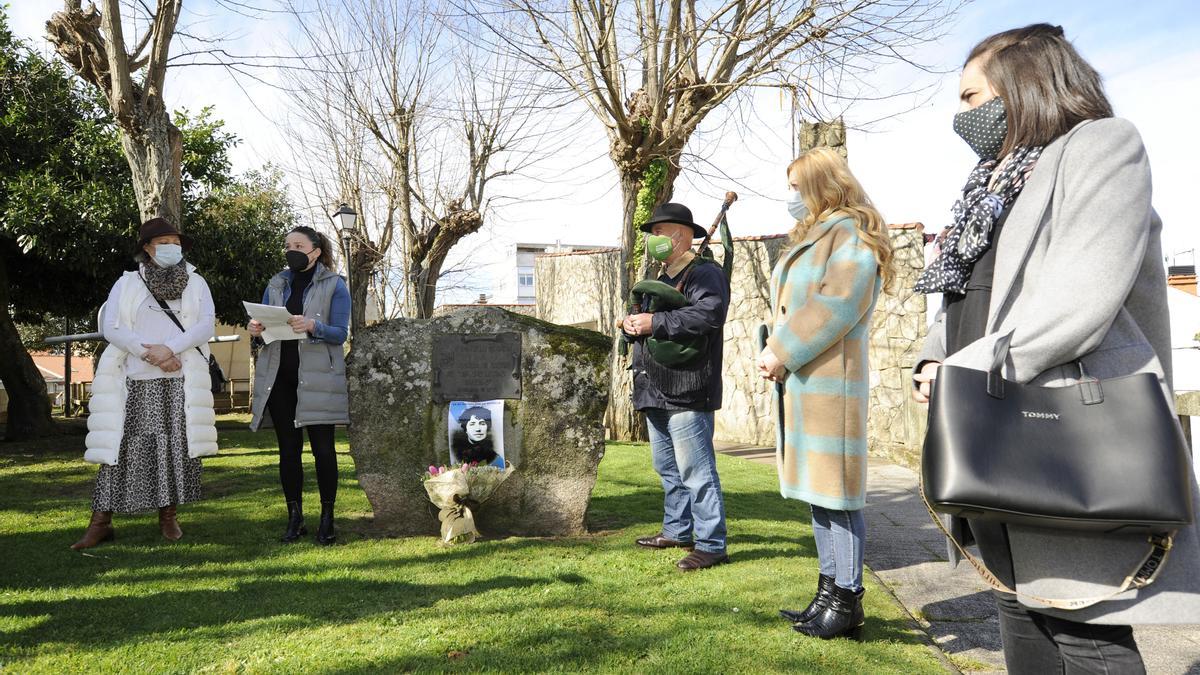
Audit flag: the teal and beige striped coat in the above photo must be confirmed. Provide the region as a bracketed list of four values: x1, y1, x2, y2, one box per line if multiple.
[767, 215, 882, 511]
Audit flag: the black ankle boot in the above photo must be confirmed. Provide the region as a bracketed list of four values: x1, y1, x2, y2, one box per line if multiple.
[780, 573, 836, 623]
[315, 501, 336, 545]
[793, 584, 864, 640]
[281, 501, 306, 543]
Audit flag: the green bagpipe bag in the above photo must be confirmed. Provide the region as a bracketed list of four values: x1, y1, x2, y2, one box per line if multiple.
[620, 209, 734, 375]
[626, 278, 708, 367]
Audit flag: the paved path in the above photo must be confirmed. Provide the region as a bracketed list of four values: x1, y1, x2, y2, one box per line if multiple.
[715, 443, 1200, 674]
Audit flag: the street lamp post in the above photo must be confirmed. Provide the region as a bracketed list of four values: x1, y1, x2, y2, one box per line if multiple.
[330, 203, 359, 330]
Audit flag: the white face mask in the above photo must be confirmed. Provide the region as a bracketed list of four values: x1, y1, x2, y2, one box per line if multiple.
[152, 243, 183, 268]
[786, 191, 809, 221]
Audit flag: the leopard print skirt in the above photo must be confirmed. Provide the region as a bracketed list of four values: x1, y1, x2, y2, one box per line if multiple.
[92, 377, 202, 513]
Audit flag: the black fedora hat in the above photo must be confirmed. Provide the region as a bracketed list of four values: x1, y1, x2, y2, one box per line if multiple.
[135, 217, 193, 252]
[639, 203, 706, 239]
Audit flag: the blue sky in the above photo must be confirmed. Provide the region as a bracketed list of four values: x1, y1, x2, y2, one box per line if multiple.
[9, 1, 1200, 300]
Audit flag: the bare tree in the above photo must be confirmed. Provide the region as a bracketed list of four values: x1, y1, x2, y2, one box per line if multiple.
[280, 0, 556, 323]
[471, 0, 953, 288]
[46, 1, 185, 224]
[282, 69, 392, 334]
[465, 0, 955, 438]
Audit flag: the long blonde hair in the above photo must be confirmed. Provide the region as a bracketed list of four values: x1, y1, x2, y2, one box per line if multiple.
[786, 147, 895, 292]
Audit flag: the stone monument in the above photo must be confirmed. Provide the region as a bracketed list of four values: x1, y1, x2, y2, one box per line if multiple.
[346, 307, 611, 537]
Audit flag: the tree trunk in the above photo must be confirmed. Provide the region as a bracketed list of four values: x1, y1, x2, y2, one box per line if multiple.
[45, 2, 186, 228]
[606, 158, 681, 442]
[347, 247, 371, 335]
[608, 175, 645, 441]
[418, 256, 445, 320]
[121, 106, 184, 226]
[0, 254, 57, 442]
[404, 205, 484, 320]
[400, 250, 439, 321]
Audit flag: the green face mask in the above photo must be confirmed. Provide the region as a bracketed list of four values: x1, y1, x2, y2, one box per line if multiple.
[646, 234, 674, 261]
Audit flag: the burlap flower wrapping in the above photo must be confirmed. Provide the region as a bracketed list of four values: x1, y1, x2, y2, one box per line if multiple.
[423, 465, 513, 544]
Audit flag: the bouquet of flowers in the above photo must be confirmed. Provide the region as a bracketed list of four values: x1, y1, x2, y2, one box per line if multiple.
[422, 462, 513, 545]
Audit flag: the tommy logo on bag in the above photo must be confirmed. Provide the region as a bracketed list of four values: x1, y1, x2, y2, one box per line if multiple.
[1020, 410, 1061, 420]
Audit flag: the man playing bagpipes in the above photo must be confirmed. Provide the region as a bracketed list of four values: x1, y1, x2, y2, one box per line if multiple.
[621, 197, 735, 571]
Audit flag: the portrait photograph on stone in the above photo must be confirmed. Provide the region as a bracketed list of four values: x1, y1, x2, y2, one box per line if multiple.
[7, 1, 1200, 672]
[448, 400, 506, 468]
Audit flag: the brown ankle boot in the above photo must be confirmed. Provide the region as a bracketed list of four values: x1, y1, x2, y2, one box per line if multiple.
[71, 511, 114, 550]
[159, 505, 182, 541]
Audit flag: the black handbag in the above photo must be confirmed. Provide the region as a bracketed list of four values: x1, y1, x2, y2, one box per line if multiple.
[923, 331, 1193, 533]
[207, 354, 227, 394]
[920, 331, 1194, 609]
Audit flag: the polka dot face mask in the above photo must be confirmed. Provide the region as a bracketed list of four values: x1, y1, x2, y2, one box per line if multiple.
[953, 96, 1008, 160]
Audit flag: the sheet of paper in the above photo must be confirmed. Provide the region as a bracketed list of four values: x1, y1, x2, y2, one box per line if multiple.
[243, 301, 303, 344]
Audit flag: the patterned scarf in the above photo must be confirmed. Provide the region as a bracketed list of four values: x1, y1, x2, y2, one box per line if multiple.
[914, 145, 1043, 295]
[142, 260, 189, 301]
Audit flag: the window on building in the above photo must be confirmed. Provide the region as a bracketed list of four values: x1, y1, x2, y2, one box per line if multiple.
[518, 267, 534, 288]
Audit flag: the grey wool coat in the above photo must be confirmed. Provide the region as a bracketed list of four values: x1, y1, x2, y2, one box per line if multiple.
[250, 263, 350, 431]
[916, 118, 1200, 624]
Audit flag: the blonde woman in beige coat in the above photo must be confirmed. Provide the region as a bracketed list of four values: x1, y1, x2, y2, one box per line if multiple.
[758, 147, 893, 639]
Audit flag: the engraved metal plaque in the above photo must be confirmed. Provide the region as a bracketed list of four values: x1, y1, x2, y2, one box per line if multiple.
[431, 333, 522, 402]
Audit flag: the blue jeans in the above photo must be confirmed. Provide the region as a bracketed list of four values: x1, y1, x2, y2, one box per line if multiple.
[810, 505, 865, 591]
[645, 409, 727, 554]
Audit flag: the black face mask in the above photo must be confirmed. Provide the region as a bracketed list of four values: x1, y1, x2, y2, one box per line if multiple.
[953, 96, 1008, 160]
[285, 250, 312, 273]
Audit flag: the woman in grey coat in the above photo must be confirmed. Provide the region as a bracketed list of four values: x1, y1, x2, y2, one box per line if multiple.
[912, 24, 1200, 673]
[248, 226, 350, 545]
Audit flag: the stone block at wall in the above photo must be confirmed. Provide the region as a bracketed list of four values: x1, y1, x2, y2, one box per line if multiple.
[798, 119, 848, 159]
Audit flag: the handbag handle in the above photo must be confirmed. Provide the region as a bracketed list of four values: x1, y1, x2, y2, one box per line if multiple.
[919, 480, 1174, 611]
[986, 331, 1012, 398]
[985, 330, 1103, 405]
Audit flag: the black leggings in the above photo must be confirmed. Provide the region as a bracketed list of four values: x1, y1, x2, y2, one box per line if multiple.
[994, 592, 1144, 674]
[970, 520, 1144, 674]
[266, 367, 338, 505]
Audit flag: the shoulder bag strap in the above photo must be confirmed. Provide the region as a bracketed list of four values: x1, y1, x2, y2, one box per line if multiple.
[139, 272, 205, 358]
[918, 480, 1174, 611]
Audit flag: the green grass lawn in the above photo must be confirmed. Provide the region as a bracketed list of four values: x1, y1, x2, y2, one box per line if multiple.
[0, 416, 945, 673]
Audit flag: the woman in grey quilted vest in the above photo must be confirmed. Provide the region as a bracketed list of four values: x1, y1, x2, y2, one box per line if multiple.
[248, 226, 350, 545]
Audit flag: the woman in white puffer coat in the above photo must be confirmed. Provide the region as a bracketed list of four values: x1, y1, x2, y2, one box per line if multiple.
[72, 218, 218, 550]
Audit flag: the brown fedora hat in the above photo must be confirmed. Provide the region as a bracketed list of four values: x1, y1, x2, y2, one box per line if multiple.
[135, 217, 193, 253]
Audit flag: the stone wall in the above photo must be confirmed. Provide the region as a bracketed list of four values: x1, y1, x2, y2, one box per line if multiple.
[434, 303, 538, 318]
[710, 236, 791, 445]
[536, 226, 929, 461]
[534, 248, 632, 440]
[866, 225, 928, 467]
[534, 248, 622, 333]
